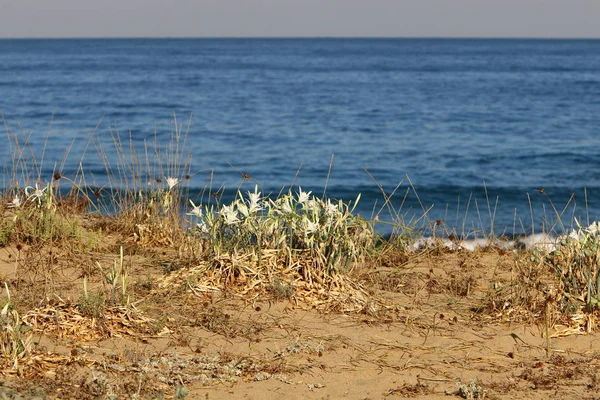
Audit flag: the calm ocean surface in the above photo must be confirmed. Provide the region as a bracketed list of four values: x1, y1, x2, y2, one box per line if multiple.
[1, 38, 599, 236]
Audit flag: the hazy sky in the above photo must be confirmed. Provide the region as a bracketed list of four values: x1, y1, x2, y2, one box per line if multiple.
[1, 0, 599, 38]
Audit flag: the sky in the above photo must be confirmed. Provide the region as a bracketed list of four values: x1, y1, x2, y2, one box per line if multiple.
[1, 0, 599, 39]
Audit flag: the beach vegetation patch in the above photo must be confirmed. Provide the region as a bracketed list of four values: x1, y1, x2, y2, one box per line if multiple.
[547, 220, 600, 313]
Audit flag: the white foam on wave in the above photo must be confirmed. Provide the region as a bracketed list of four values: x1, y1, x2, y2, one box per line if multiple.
[515, 233, 557, 252]
[409, 233, 557, 252]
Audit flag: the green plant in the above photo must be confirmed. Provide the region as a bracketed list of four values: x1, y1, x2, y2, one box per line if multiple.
[174, 385, 188, 399]
[266, 277, 295, 300]
[456, 378, 487, 399]
[547, 220, 600, 312]
[0, 217, 14, 246]
[188, 186, 374, 276]
[77, 277, 105, 318]
[6, 180, 95, 247]
[97, 246, 129, 306]
[0, 285, 33, 369]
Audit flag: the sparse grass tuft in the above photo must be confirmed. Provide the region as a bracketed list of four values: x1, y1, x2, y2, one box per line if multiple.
[96, 246, 129, 306]
[0, 286, 33, 370]
[77, 277, 106, 318]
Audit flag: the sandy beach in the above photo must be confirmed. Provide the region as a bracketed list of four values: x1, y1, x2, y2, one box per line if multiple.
[0, 211, 597, 400]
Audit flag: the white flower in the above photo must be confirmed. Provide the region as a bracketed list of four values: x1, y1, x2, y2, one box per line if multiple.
[568, 230, 581, 241]
[197, 221, 209, 233]
[248, 201, 262, 215]
[281, 198, 293, 214]
[238, 202, 250, 218]
[306, 220, 319, 235]
[306, 198, 320, 211]
[7, 195, 21, 209]
[247, 186, 262, 213]
[296, 187, 312, 204]
[587, 222, 599, 235]
[187, 200, 203, 218]
[220, 204, 240, 225]
[325, 200, 339, 217]
[166, 177, 180, 190]
[25, 183, 47, 205]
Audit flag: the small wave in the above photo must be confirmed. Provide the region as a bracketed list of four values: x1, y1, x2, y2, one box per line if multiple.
[573, 79, 600, 86]
[408, 232, 557, 252]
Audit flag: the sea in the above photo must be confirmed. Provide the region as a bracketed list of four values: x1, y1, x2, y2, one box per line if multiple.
[1, 38, 599, 237]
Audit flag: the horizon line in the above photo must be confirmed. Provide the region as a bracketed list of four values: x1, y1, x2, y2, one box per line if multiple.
[1, 35, 599, 41]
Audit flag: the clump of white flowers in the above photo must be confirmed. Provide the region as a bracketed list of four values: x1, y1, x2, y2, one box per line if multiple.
[187, 186, 373, 273]
[549, 220, 600, 311]
[562, 221, 600, 243]
[6, 183, 51, 210]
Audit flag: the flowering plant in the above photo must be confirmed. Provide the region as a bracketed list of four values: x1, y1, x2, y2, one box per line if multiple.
[549, 220, 600, 311]
[188, 186, 373, 273]
[23, 183, 50, 208]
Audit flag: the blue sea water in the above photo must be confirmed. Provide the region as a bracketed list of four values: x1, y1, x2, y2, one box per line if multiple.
[1, 38, 599, 236]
